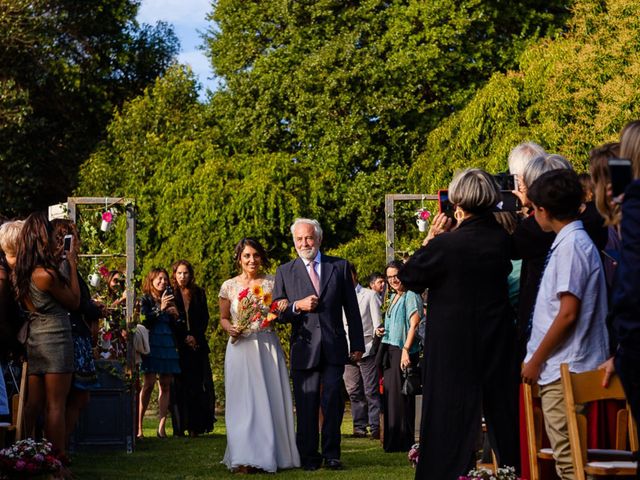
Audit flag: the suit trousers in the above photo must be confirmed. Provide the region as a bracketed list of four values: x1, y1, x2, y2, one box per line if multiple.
[292, 360, 345, 467]
[343, 355, 381, 434]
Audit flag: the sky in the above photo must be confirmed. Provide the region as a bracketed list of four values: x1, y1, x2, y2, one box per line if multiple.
[137, 0, 218, 97]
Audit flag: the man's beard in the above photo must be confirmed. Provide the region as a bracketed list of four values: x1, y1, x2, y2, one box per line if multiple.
[297, 247, 317, 261]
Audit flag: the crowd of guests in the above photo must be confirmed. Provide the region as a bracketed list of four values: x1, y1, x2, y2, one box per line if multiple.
[0, 215, 216, 477]
[1, 120, 640, 480]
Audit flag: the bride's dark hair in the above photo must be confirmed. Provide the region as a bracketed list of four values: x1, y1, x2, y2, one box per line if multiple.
[234, 238, 271, 270]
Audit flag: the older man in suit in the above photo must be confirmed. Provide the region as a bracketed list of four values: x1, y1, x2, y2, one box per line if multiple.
[273, 218, 365, 471]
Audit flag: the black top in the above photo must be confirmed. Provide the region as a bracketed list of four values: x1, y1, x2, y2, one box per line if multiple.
[612, 180, 640, 360]
[70, 274, 101, 338]
[173, 285, 210, 354]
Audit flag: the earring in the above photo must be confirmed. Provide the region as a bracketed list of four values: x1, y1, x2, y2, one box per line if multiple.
[454, 207, 464, 223]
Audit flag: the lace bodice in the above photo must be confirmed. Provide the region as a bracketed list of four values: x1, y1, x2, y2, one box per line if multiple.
[219, 275, 276, 334]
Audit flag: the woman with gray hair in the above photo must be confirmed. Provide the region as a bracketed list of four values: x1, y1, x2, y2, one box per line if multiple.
[511, 154, 607, 363]
[400, 168, 519, 479]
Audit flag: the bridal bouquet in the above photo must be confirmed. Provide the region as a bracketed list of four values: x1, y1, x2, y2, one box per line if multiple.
[232, 285, 279, 343]
[0, 438, 63, 478]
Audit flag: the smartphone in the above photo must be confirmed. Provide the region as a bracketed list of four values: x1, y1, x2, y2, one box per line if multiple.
[493, 173, 518, 191]
[62, 234, 73, 258]
[608, 158, 633, 197]
[438, 189, 456, 220]
[165, 285, 173, 296]
[494, 192, 522, 212]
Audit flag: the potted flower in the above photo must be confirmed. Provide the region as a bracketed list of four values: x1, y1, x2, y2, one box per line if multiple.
[0, 438, 63, 479]
[100, 208, 117, 232]
[458, 466, 521, 480]
[415, 208, 431, 232]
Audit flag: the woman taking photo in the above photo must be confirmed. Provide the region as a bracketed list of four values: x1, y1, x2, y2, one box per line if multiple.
[12, 212, 80, 459]
[219, 238, 299, 473]
[137, 267, 181, 438]
[399, 169, 518, 480]
[171, 259, 215, 437]
[377, 259, 422, 453]
[49, 219, 102, 445]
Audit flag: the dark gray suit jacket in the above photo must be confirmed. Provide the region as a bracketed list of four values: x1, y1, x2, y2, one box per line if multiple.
[273, 254, 365, 370]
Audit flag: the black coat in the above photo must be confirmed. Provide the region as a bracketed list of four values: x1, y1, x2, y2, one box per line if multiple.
[399, 213, 519, 480]
[273, 254, 365, 370]
[173, 286, 210, 354]
[612, 180, 640, 360]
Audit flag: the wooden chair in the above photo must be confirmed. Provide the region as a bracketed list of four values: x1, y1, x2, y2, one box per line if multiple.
[523, 382, 556, 480]
[560, 363, 638, 480]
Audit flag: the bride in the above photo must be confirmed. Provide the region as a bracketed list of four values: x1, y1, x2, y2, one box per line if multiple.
[219, 238, 300, 473]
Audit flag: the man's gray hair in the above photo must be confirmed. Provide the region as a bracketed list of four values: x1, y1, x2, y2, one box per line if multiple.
[522, 154, 573, 189]
[290, 218, 323, 241]
[508, 142, 546, 177]
[449, 169, 500, 214]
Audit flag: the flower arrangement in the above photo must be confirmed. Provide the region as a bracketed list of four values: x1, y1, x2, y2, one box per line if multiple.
[415, 208, 431, 221]
[100, 208, 117, 232]
[408, 443, 420, 468]
[458, 466, 521, 480]
[0, 438, 62, 479]
[232, 285, 279, 343]
[415, 208, 431, 232]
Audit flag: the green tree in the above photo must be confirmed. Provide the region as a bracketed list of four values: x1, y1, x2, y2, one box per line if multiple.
[409, 0, 640, 193]
[205, 0, 570, 239]
[0, 0, 179, 216]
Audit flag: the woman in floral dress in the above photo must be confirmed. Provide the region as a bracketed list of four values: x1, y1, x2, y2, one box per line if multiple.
[219, 238, 300, 473]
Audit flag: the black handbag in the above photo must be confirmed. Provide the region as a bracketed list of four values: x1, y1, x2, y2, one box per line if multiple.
[401, 365, 422, 396]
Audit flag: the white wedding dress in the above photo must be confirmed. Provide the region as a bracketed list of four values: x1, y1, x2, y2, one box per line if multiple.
[219, 276, 300, 472]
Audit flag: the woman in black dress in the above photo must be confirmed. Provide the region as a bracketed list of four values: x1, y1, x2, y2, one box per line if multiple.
[171, 260, 215, 437]
[399, 169, 519, 480]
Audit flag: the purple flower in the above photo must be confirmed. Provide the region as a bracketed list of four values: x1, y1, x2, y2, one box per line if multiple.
[15, 459, 26, 470]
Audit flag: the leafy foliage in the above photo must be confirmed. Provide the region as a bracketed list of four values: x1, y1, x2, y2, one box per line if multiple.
[0, 0, 179, 216]
[409, 0, 640, 193]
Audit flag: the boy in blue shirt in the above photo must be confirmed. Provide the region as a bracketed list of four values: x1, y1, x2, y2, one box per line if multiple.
[522, 169, 609, 480]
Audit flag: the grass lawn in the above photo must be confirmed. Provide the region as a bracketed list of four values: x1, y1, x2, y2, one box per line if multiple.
[71, 414, 414, 479]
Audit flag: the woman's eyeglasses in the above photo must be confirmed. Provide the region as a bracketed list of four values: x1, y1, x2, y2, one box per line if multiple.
[386, 275, 398, 281]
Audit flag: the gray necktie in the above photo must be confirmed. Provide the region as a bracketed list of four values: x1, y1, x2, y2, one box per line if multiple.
[308, 260, 320, 295]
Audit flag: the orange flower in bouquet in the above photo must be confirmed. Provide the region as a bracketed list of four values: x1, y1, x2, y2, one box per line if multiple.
[232, 286, 279, 343]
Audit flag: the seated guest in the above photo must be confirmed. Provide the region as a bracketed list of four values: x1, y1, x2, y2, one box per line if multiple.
[343, 263, 382, 439]
[400, 169, 519, 479]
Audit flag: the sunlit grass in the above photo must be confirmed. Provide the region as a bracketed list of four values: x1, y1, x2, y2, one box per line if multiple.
[72, 414, 413, 479]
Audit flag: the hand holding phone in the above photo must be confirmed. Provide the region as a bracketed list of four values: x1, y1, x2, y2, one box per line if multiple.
[608, 158, 632, 198]
[62, 234, 73, 259]
[437, 190, 456, 220]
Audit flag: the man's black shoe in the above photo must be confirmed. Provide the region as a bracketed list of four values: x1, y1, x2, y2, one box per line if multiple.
[302, 463, 320, 471]
[324, 458, 343, 470]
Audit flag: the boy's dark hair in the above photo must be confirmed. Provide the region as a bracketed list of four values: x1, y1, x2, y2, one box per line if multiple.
[528, 169, 583, 221]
